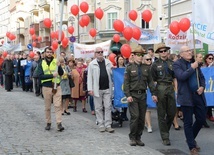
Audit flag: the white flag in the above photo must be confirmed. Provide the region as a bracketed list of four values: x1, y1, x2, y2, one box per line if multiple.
[192, 0, 214, 44]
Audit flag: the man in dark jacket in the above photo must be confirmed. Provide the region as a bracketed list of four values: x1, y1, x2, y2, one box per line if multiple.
[173, 46, 206, 155]
[2, 54, 14, 91]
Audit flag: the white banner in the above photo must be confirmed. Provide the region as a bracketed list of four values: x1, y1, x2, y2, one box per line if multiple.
[192, 0, 214, 44]
[73, 40, 111, 58]
[33, 47, 48, 53]
[0, 42, 22, 52]
[123, 19, 161, 44]
[165, 28, 203, 51]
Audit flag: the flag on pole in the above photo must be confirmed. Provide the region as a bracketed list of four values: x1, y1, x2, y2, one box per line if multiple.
[192, 0, 214, 44]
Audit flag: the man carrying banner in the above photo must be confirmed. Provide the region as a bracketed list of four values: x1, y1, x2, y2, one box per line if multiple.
[173, 46, 206, 155]
[150, 43, 176, 146]
[123, 45, 157, 146]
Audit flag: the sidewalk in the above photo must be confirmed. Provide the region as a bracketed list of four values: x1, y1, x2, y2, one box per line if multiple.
[0, 87, 163, 155]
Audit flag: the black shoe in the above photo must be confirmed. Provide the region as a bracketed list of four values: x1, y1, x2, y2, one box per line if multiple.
[162, 139, 171, 146]
[57, 123, 64, 131]
[45, 123, 51, 130]
[129, 140, 137, 146]
[135, 140, 145, 146]
[64, 110, 70, 115]
[73, 106, 77, 112]
[82, 108, 87, 113]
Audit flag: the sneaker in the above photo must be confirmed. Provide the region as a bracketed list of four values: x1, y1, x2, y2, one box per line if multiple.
[45, 123, 51, 130]
[135, 140, 145, 146]
[57, 123, 64, 131]
[105, 127, 115, 133]
[99, 127, 106, 132]
[190, 148, 200, 155]
[147, 127, 152, 133]
[162, 139, 171, 146]
[194, 141, 200, 152]
[129, 140, 137, 146]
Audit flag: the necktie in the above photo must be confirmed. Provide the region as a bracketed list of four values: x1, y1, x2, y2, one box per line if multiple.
[138, 65, 142, 80]
[163, 61, 169, 74]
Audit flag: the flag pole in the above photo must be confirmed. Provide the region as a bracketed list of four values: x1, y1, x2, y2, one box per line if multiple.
[192, 24, 200, 88]
[54, 0, 65, 89]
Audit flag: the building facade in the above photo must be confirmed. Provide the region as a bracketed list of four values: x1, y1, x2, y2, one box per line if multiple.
[0, 0, 212, 52]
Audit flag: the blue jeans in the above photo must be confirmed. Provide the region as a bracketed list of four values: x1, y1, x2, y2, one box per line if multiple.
[181, 93, 206, 150]
[89, 95, 94, 111]
[0, 70, 3, 86]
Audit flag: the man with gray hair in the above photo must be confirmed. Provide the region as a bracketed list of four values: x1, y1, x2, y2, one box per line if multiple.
[87, 47, 114, 133]
[173, 46, 206, 155]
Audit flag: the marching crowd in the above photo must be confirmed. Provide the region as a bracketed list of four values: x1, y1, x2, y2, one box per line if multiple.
[0, 43, 214, 155]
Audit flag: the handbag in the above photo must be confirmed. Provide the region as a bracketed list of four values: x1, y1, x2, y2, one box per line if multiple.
[68, 75, 75, 88]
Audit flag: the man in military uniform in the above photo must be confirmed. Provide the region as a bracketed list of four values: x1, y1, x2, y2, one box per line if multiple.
[123, 45, 157, 146]
[151, 43, 176, 145]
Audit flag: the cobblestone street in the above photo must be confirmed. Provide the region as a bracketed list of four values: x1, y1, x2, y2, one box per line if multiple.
[0, 88, 163, 155]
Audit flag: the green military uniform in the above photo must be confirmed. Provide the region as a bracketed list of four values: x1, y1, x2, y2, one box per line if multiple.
[151, 58, 176, 143]
[124, 62, 156, 141]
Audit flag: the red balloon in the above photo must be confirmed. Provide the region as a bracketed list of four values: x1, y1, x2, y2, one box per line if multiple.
[170, 21, 180, 35]
[68, 26, 74, 34]
[32, 41, 37, 47]
[132, 27, 141, 40]
[79, 19, 85, 27]
[32, 34, 37, 41]
[80, 1, 89, 13]
[121, 44, 131, 58]
[89, 28, 97, 37]
[95, 8, 104, 20]
[82, 15, 90, 27]
[51, 32, 57, 39]
[51, 46, 56, 52]
[70, 4, 79, 16]
[2, 51, 7, 57]
[62, 37, 69, 48]
[113, 20, 124, 33]
[142, 10, 152, 22]
[129, 10, 138, 21]
[179, 18, 191, 32]
[109, 53, 116, 64]
[9, 34, 16, 40]
[29, 28, 35, 35]
[1, 40, 4, 44]
[6, 32, 10, 38]
[37, 36, 42, 42]
[113, 34, 120, 43]
[29, 51, 35, 58]
[55, 30, 65, 41]
[123, 27, 133, 41]
[43, 18, 52, 28]
[52, 41, 58, 50]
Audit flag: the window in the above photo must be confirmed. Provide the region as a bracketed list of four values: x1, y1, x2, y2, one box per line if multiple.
[107, 12, 118, 30]
[142, 19, 149, 29]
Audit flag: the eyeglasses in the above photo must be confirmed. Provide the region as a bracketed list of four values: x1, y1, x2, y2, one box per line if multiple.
[183, 49, 192, 53]
[208, 57, 213, 60]
[135, 53, 144, 57]
[146, 58, 152, 61]
[159, 50, 168, 53]
[95, 51, 103, 54]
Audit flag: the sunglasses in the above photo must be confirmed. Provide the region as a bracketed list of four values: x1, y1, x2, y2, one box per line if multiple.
[159, 50, 168, 53]
[146, 58, 152, 61]
[208, 57, 213, 60]
[135, 53, 144, 57]
[95, 51, 103, 54]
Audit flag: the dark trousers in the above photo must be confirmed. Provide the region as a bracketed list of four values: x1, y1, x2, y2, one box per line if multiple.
[5, 75, 13, 91]
[0, 70, 3, 86]
[33, 78, 41, 95]
[128, 93, 147, 140]
[156, 85, 176, 141]
[20, 75, 25, 91]
[14, 71, 20, 87]
[181, 93, 206, 150]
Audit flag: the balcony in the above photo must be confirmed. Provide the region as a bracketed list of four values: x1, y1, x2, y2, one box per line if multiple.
[16, 27, 25, 35]
[79, 33, 95, 43]
[39, 0, 50, 7]
[30, 23, 39, 32]
[29, 4, 39, 13]
[56, 13, 68, 23]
